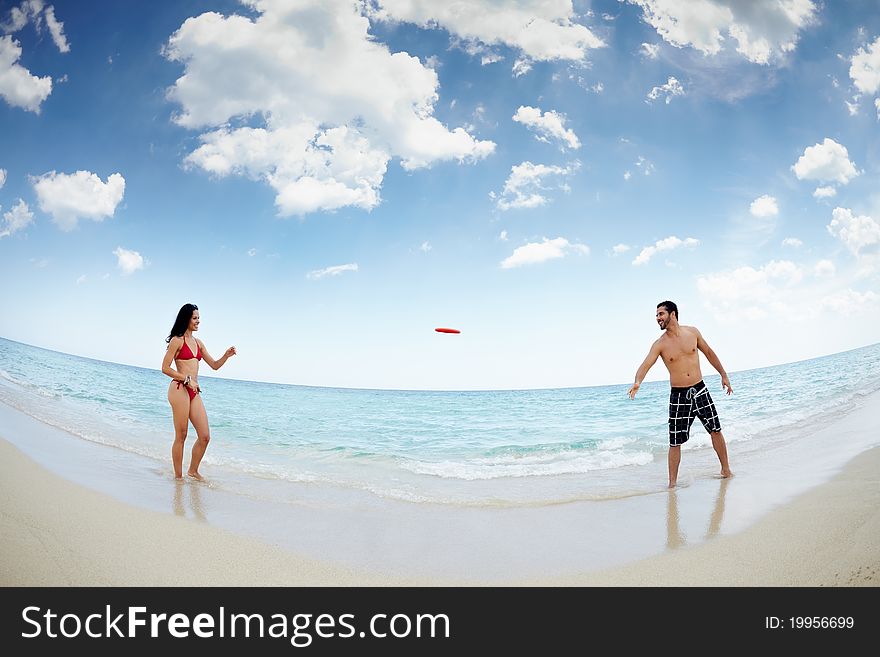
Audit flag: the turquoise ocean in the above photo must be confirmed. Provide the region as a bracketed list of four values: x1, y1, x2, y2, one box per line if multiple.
[1, 336, 879, 507]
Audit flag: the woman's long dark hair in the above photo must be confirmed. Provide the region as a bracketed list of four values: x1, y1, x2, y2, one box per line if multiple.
[166, 304, 198, 343]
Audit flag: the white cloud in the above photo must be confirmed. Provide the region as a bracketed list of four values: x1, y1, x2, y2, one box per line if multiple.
[820, 289, 878, 315]
[876, 98, 880, 120]
[43, 5, 69, 53]
[247, 248, 257, 256]
[453, 38, 487, 59]
[0, 168, 6, 188]
[781, 237, 803, 248]
[764, 259, 803, 283]
[814, 259, 835, 277]
[827, 207, 880, 256]
[696, 259, 805, 320]
[640, 42, 659, 59]
[1, 2, 70, 52]
[792, 138, 859, 185]
[812, 185, 836, 199]
[750, 194, 778, 218]
[512, 106, 580, 150]
[511, 58, 532, 77]
[845, 96, 860, 116]
[633, 236, 699, 265]
[612, 243, 631, 255]
[1, 6, 29, 32]
[500, 236, 588, 269]
[0, 35, 52, 112]
[187, 126, 390, 215]
[419, 241, 432, 252]
[164, 0, 495, 216]
[646, 76, 684, 104]
[2, 1, 43, 32]
[113, 247, 144, 275]
[635, 156, 655, 175]
[625, 0, 817, 64]
[498, 230, 508, 241]
[32, 170, 125, 230]
[698, 260, 877, 321]
[623, 170, 632, 180]
[306, 262, 359, 280]
[849, 36, 880, 95]
[0, 198, 33, 237]
[371, 1, 605, 66]
[76, 274, 86, 285]
[492, 161, 577, 210]
[727, 195, 778, 250]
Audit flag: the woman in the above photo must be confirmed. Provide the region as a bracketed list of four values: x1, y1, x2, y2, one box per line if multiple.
[161, 303, 236, 480]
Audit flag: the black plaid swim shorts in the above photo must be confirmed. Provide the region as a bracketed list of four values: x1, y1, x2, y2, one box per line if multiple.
[668, 380, 721, 446]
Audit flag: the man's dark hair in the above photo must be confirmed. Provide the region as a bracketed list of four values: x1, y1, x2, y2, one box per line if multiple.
[657, 300, 678, 319]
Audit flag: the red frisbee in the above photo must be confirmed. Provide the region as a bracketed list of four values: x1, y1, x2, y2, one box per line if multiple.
[435, 327, 461, 334]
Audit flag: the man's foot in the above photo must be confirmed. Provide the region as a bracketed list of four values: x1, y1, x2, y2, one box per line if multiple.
[717, 469, 733, 479]
[187, 471, 205, 482]
[668, 481, 677, 489]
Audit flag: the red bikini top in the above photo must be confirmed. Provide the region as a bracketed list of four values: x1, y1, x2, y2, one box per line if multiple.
[177, 337, 202, 361]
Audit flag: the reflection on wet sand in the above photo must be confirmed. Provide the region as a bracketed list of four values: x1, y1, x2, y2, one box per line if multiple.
[666, 489, 685, 550]
[666, 477, 730, 550]
[172, 478, 207, 522]
[706, 478, 729, 539]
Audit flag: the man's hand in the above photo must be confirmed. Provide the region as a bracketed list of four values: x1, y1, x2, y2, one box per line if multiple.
[627, 382, 640, 400]
[721, 376, 733, 395]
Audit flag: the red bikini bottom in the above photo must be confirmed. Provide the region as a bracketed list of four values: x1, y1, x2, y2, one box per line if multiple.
[176, 380, 199, 401]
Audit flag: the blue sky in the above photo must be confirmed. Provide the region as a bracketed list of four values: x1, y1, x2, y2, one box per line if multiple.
[1, 0, 879, 390]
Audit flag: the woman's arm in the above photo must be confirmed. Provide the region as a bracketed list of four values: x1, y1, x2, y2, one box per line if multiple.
[198, 339, 237, 371]
[161, 337, 187, 382]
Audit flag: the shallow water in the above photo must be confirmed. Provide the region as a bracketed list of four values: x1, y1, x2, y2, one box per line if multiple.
[1, 336, 878, 507]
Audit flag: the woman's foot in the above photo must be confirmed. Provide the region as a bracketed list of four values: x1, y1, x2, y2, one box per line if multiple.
[186, 470, 205, 481]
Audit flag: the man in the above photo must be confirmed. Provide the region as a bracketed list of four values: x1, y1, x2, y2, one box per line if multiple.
[628, 301, 733, 488]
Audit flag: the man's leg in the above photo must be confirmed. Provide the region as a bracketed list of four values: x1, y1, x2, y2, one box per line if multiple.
[668, 445, 681, 488]
[693, 388, 732, 479]
[710, 431, 732, 478]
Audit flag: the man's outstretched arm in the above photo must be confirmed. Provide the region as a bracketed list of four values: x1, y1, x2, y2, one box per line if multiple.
[696, 330, 733, 395]
[628, 341, 661, 399]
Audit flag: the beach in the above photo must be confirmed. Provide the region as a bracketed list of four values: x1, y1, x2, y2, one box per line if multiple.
[2, 394, 878, 586]
[564, 444, 880, 586]
[0, 436, 391, 587]
[2, 0, 880, 604]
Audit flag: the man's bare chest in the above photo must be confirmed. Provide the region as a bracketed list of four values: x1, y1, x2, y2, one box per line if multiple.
[661, 336, 698, 363]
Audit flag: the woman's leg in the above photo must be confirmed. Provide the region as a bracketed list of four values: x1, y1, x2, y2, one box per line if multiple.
[187, 394, 211, 479]
[168, 384, 191, 479]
